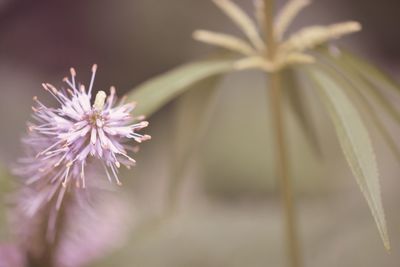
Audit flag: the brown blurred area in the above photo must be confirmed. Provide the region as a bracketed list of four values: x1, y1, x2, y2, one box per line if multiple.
[1, 0, 400, 266]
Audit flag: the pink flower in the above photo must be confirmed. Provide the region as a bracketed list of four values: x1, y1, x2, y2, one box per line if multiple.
[15, 65, 150, 214]
[54, 190, 132, 267]
[0, 244, 26, 267]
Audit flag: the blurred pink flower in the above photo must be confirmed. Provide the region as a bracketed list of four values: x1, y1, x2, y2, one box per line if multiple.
[11, 176, 132, 267]
[0, 244, 26, 267]
[54, 189, 132, 267]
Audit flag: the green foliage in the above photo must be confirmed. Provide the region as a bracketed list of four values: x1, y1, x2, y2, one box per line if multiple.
[167, 74, 225, 213]
[118, 22, 400, 252]
[282, 68, 321, 156]
[306, 66, 390, 250]
[124, 57, 232, 213]
[122, 47, 399, 251]
[316, 49, 400, 162]
[126, 59, 234, 117]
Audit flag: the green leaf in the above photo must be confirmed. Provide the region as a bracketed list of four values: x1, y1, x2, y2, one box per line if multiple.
[306, 66, 390, 250]
[282, 68, 321, 156]
[340, 49, 400, 97]
[315, 52, 400, 163]
[166, 75, 224, 214]
[126, 59, 234, 117]
[327, 49, 400, 125]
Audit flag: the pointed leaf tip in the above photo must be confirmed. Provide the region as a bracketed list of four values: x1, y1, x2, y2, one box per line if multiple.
[307, 67, 390, 250]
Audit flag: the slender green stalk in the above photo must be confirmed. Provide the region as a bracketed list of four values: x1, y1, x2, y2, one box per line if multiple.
[263, 1, 302, 267]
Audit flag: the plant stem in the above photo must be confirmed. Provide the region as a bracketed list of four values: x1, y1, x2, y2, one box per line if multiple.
[263, 1, 302, 267]
[268, 72, 302, 267]
[27, 195, 69, 267]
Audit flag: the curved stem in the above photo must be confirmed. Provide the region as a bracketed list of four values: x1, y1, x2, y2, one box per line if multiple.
[263, 1, 302, 267]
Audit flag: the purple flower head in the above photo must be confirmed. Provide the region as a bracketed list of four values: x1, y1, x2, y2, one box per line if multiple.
[16, 65, 150, 214]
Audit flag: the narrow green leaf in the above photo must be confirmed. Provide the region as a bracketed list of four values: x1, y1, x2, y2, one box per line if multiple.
[340, 49, 400, 96]
[306, 67, 390, 250]
[126, 59, 234, 117]
[325, 49, 400, 125]
[282, 68, 321, 156]
[167, 75, 223, 214]
[351, 84, 400, 163]
[315, 52, 400, 163]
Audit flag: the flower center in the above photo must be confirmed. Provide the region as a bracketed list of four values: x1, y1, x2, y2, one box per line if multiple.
[86, 90, 107, 127]
[88, 111, 104, 127]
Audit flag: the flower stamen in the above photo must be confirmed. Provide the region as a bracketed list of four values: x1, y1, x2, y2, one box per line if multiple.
[94, 91, 107, 111]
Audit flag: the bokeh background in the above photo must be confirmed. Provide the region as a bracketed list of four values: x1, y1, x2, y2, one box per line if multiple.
[1, 0, 400, 266]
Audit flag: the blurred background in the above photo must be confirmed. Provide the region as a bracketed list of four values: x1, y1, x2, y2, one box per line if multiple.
[1, 0, 400, 266]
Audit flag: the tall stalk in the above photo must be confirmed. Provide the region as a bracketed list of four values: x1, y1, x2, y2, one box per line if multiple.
[263, 1, 302, 266]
